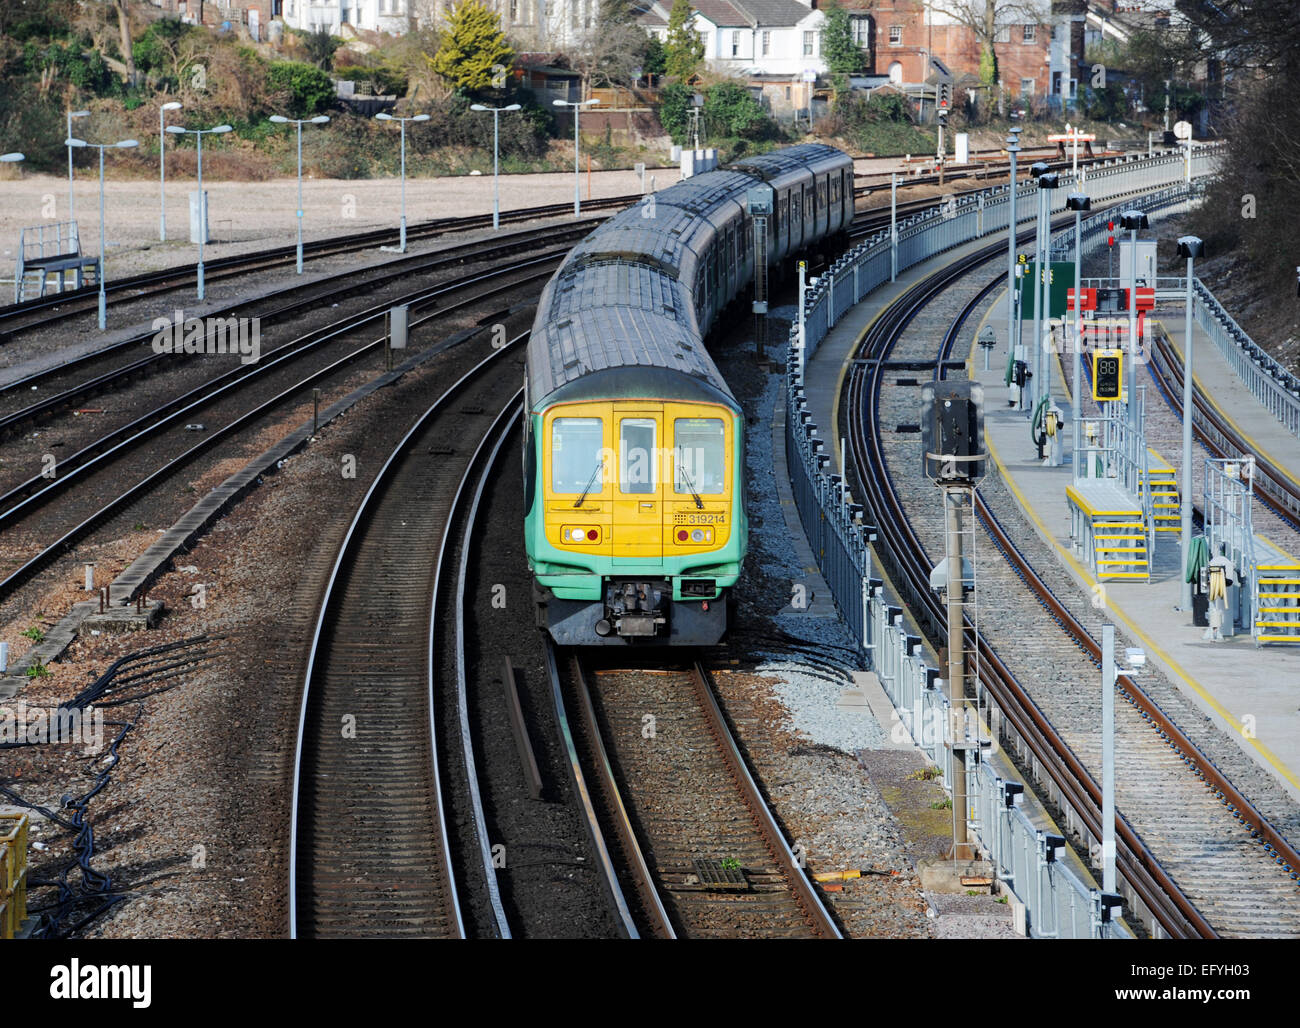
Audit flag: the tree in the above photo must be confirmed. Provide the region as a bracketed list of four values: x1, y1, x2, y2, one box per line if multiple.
[268, 60, 335, 116]
[303, 28, 342, 69]
[925, 0, 1044, 114]
[570, 20, 652, 92]
[429, 0, 514, 93]
[111, 0, 136, 85]
[664, 0, 703, 80]
[821, 1, 863, 76]
[644, 35, 667, 77]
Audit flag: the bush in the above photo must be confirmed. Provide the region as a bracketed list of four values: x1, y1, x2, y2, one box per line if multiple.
[703, 81, 771, 140]
[830, 90, 933, 155]
[267, 60, 335, 116]
[22, 40, 119, 96]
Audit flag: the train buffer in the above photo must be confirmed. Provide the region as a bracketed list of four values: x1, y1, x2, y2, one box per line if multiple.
[14, 221, 100, 303]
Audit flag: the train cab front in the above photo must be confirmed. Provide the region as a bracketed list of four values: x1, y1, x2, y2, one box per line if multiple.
[527, 399, 746, 647]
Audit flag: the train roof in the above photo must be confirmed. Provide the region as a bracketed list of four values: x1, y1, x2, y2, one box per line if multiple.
[526, 261, 737, 412]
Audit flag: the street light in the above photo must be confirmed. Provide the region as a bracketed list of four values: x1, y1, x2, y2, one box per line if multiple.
[166, 123, 233, 301]
[375, 112, 430, 253]
[1066, 192, 1092, 477]
[1119, 209, 1150, 409]
[1, 153, 24, 163]
[270, 114, 331, 273]
[65, 136, 139, 331]
[1178, 235, 1205, 611]
[66, 109, 90, 221]
[1031, 165, 1059, 413]
[553, 97, 600, 217]
[469, 103, 521, 231]
[159, 101, 182, 241]
[1005, 133, 1021, 386]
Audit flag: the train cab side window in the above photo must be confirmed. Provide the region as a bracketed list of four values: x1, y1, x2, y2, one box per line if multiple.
[619, 418, 657, 494]
[551, 417, 605, 493]
[674, 418, 726, 495]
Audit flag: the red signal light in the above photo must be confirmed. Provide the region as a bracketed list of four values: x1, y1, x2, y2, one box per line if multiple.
[1107, 235, 1115, 247]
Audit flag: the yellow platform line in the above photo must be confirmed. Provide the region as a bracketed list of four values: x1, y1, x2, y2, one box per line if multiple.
[980, 397, 1300, 794]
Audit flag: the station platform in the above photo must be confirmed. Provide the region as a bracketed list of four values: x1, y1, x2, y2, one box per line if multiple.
[970, 290, 1300, 804]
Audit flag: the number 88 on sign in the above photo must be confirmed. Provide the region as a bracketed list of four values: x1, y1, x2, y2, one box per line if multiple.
[1092, 349, 1123, 402]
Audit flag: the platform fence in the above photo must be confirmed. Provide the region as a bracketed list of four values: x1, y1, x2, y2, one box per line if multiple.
[784, 145, 1222, 937]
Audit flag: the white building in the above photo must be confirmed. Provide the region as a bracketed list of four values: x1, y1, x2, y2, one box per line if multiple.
[413, 0, 599, 48]
[639, 0, 827, 78]
[276, 0, 411, 33]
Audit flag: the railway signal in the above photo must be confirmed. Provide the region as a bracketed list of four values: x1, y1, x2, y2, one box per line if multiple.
[1092, 348, 1123, 401]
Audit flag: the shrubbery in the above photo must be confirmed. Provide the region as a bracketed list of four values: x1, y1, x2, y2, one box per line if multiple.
[267, 60, 335, 116]
[829, 90, 933, 155]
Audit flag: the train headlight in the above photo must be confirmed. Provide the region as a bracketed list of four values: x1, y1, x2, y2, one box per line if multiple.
[691, 529, 704, 542]
[675, 526, 714, 545]
[563, 525, 600, 544]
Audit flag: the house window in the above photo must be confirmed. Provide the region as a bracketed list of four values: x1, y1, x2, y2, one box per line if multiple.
[850, 16, 870, 46]
[887, 60, 901, 83]
[785, 85, 791, 99]
[1068, 77, 1077, 99]
[995, 25, 1009, 43]
[1020, 77, 1035, 96]
[341, 5, 349, 22]
[803, 30, 815, 56]
[1052, 71, 1061, 94]
[1022, 24, 1035, 43]
[732, 30, 740, 57]
[509, 0, 517, 20]
[888, 24, 901, 45]
[761, 30, 771, 56]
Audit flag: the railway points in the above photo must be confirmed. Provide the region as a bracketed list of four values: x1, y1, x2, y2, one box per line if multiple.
[972, 293, 1300, 804]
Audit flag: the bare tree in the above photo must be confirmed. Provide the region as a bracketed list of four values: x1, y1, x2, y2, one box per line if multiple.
[925, 0, 1047, 114]
[568, 20, 650, 94]
[111, 0, 138, 85]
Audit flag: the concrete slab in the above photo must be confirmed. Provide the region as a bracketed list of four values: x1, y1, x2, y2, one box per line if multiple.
[970, 290, 1300, 803]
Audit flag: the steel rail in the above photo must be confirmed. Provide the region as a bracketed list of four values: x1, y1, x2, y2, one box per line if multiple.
[288, 339, 522, 938]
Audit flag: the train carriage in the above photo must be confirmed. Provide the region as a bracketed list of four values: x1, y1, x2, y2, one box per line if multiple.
[524, 143, 853, 646]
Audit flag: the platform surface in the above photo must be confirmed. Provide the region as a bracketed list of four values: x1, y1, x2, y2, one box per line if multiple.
[971, 290, 1300, 803]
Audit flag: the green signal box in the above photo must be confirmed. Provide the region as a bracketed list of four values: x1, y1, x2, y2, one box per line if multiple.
[1015, 259, 1073, 320]
[1092, 349, 1123, 401]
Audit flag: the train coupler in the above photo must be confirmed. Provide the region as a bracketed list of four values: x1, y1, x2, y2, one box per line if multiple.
[597, 580, 669, 638]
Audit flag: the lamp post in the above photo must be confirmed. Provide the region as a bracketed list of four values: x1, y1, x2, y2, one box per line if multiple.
[1005, 133, 1020, 373]
[66, 109, 90, 221]
[1066, 193, 1092, 477]
[1178, 235, 1205, 610]
[553, 97, 600, 217]
[158, 101, 182, 241]
[469, 103, 521, 231]
[65, 136, 139, 331]
[166, 123, 234, 302]
[1, 153, 23, 163]
[1028, 162, 1050, 411]
[270, 114, 330, 273]
[375, 112, 430, 253]
[1119, 209, 1150, 411]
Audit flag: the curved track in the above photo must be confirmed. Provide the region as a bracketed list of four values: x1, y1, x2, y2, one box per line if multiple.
[843, 241, 1300, 937]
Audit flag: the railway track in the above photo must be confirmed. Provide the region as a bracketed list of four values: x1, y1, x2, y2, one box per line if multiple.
[288, 342, 523, 938]
[0, 246, 564, 605]
[0, 196, 634, 336]
[550, 649, 841, 939]
[842, 237, 1300, 936]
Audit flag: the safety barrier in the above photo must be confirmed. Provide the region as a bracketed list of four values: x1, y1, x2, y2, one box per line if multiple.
[784, 145, 1222, 937]
[0, 812, 29, 939]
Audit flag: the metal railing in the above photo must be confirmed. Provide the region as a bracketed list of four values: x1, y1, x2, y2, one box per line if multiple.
[783, 144, 1223, 937]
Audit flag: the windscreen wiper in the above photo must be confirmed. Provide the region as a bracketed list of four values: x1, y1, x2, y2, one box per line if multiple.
[573, 457, 604, 508]
[676, 449, 705, 509]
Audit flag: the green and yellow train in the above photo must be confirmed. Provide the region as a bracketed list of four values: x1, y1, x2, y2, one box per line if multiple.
[524, 143, 855, 645]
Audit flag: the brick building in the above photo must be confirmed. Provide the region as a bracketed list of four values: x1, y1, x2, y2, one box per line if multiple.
[829, 0, 1086, 106]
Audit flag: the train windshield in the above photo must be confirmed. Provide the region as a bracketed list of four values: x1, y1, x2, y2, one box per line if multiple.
[619, 418, 657, 494]
[674, 418, 726, 495]
[551, 417, 605, 493]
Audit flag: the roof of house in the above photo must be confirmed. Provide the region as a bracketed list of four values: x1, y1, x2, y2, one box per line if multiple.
[732, 0, 815, 27]
[638, 0, 814, 30]
[692, 0, 749, 26]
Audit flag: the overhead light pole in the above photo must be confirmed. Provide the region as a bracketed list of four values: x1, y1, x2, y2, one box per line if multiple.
[1119, 209, 1150, 410]
[1028, 162, 1050, 412]
[1066, 192, 1092, 475]
[553, 97, 600, 217]
[469, 103, 521, 231]
[1177, 235, 1205, 611]
[159, 101, 182, 241]
[66, 109, 90, 221]
[270, 114, 331, 273]
[166, 122, 234, 302]
[65, 136, 140, 330]
[1, 153, 23, 164]
[375, 112, 430, 253]
[1005, 132, 1020, 376]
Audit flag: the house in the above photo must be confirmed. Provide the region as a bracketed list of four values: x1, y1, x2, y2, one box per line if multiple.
[638, 0, 827, 78]
[852, 0, 1086, 108]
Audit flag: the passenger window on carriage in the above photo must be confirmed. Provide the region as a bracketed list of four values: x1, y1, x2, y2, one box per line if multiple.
[674, 419, 725, 495]
[619, 418, 657, 494]
[551, 417, 605, 493]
